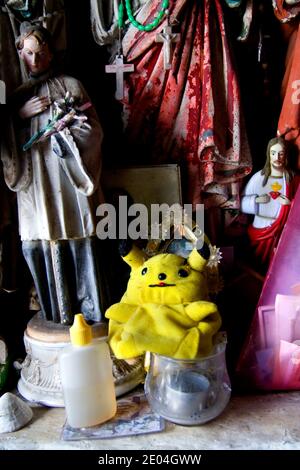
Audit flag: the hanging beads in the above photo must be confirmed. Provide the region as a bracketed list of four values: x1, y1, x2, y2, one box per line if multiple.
[124, 0, 169, 32]
[118, 2, 125, 28]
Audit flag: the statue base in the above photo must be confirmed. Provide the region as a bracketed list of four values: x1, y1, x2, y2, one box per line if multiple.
[17, 314, 145, 407]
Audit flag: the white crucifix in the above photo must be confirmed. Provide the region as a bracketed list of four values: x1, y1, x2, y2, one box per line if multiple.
[105, 55, 134, 101]
[156, 25, 180, 70]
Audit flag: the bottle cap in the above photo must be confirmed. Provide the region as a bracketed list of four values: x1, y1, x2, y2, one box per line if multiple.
[69, 314, 92, 346]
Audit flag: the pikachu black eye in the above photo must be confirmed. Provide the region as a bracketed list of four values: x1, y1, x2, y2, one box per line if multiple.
[141, 268, 148, 275]
[178, 269, 189, 278]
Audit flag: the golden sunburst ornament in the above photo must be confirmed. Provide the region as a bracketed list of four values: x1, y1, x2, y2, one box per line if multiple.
[207, 245, 223, 268]
[271, 181, 282, 192]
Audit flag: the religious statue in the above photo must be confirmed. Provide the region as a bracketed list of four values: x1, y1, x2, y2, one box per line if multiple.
[241, 136, 299, 266]
[0, 0, 68, 300]
[1, 23, 105, 325]
[90, 0, 252, 212]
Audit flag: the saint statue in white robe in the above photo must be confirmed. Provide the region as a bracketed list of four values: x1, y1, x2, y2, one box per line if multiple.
[1, 23, 105, 324]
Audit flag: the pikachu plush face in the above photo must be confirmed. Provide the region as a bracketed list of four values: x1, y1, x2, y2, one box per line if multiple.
[122, 248, 209, 305]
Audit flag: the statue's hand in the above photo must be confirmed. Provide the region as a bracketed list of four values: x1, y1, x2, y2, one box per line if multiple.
[19, 96, 51, 119]
[255, 194, 270, 204]
[278, 194, 291, 206]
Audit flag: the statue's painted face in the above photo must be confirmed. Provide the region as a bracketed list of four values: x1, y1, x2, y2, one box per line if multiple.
[20, 36, 52, 75]
[270, 142, 286, 173]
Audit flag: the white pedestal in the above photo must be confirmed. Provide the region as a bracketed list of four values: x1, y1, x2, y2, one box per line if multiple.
[18, 331, 67, 407]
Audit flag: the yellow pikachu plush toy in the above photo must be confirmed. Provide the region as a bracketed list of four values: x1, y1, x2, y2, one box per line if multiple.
[105, 241, 221, 360]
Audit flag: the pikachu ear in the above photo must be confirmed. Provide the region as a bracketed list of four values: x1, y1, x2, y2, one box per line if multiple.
[188, 242, 210, 272]
[119, 240, 146, 270]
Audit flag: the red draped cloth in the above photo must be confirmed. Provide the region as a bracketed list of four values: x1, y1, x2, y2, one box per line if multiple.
[122, 0, 252, 207]
[247, 176, 300, 265]
[274, 1, 300, 162]
[273, 0, 300, 22]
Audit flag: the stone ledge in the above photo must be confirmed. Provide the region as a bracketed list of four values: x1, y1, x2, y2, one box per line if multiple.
[1, 392, 300, 450]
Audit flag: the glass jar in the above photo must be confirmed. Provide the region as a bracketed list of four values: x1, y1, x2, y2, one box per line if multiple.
[145, 334, 231, 425]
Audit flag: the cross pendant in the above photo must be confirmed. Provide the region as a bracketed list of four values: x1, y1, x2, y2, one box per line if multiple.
[105, 55, 134, 100]
[156, 25, 180, 70]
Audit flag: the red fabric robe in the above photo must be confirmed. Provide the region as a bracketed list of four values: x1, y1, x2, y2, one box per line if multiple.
[121, 0, 252, 207]
[274, 1, 300, 162]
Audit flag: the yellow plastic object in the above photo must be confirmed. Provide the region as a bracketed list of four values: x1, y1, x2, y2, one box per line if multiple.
[69, 314, 92, 346]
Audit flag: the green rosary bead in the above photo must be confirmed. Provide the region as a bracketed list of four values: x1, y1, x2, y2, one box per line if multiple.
[144, 24, 153, 31]
[124, 0, 169, 32]
[118, 3, 124, 28]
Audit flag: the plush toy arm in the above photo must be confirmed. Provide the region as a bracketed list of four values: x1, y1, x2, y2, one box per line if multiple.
[185, 301, 219, 322]
[105, 303, 137, 323]
[184, 301, 222, 356]
[108, 319, 144, 359]
[106, 304, 146, 359]
[197, 310, 222, 337]
[185, 301, 222, 337]
[106, 304, 150, 359]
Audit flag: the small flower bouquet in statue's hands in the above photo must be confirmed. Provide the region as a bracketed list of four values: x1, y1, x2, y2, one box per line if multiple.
[23, 91, 91, 151]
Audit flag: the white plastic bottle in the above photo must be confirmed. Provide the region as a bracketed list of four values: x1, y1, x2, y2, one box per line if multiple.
[59, 314, 117, 428]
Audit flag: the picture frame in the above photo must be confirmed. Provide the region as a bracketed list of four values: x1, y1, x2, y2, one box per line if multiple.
[102, 164, 182, 211]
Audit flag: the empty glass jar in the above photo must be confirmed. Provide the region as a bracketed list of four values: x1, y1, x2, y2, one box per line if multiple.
[145, 334, 231, 425]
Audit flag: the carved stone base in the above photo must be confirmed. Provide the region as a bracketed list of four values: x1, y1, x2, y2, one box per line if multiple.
[17, 332, 68, 407]
[17, 314, 145, 407]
